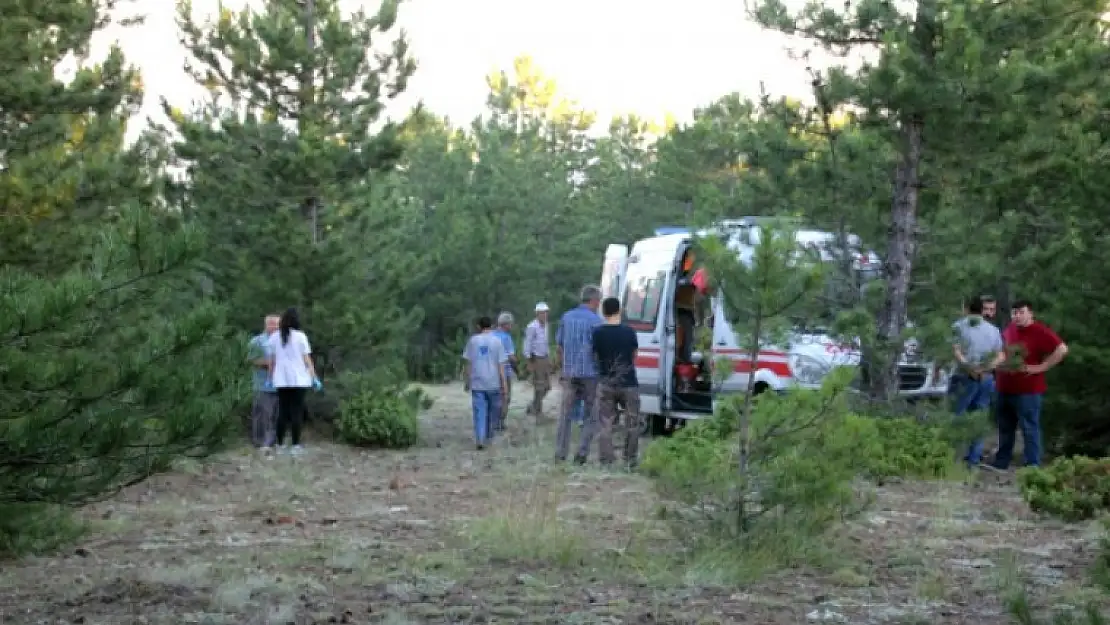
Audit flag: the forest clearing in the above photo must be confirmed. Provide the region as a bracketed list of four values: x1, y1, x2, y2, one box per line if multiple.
[8, 0, 1110, 623]
[0, 384, 1098, 625]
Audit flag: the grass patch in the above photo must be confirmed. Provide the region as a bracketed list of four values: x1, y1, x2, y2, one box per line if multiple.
[140, 562, 217, 587]
[210, 572, 326, 613]
[828, 564, 872, 588]
[913, 567, 952, 602]
[673, 528, 848, 586]
[460, 471, 593, 568]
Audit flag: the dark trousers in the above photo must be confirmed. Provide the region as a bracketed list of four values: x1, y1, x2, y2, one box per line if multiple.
[276, 387, 307, 446]
[557, 377, 598, 461]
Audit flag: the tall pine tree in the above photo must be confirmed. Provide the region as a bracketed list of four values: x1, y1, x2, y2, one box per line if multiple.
[0, 0, 241, 551]
[165, 0, 421, 390]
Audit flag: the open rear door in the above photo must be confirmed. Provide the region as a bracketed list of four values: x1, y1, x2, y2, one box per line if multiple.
[658, 241, 690, 413]
[600, 244, 629, 301]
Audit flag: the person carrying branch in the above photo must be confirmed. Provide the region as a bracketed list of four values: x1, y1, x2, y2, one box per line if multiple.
[990, 299, 1068, 469]
[951, 296, 1003, 468]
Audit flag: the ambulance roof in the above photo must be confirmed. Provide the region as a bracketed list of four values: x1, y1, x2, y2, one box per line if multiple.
[631, 233, 690, 255]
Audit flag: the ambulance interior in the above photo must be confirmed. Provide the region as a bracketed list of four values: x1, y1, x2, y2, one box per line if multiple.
[670, 248, 715, 413]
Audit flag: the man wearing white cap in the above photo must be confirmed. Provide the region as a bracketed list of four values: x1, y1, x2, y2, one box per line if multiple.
[523, 302, 551, 420]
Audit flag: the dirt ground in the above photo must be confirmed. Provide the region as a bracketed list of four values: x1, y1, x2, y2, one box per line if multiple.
[1, 383, 1105, 625]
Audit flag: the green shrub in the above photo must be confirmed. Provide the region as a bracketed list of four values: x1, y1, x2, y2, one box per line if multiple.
[641, 368, 872, 552]
[851, 415, 961, 481]
[0, 504, 86, 558]
[335, 371, 425, 449]
[1017, 456, 1110, 522]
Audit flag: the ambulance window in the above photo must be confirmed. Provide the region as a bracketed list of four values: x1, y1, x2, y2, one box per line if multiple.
[623, 254, 668, 331]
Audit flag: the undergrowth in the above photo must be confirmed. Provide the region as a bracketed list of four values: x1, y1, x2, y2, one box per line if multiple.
[1018, 456, 1110, 522]
[0, 503, 86, 558]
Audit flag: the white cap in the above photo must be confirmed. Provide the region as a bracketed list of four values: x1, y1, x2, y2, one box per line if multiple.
[535, 302, 549, 312]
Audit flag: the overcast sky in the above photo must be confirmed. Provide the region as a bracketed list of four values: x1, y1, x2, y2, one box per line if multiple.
[91, 0, 831, 140]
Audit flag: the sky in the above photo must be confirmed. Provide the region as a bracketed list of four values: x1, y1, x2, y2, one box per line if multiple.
[92, 0, 831, 141]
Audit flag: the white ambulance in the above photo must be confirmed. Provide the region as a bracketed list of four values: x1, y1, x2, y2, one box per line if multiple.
[598, 218, 950, 435]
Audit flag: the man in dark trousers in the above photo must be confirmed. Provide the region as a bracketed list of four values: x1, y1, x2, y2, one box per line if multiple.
[555, 285, 603, 463]
[991, 299, 1068, 469]
[589, 297, 641, 468]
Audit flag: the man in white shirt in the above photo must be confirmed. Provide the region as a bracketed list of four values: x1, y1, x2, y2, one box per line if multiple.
[523, 302, 551, 420]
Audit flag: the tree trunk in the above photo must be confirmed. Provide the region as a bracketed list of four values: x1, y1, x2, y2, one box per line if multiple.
[871, 119, 923, 399]
[869, 0, 935, 400]
[736, 305, 761, 533]
[300, 0, 319, 245]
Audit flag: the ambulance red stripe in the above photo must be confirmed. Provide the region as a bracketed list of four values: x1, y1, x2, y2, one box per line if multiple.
[633, 351, 793, 377]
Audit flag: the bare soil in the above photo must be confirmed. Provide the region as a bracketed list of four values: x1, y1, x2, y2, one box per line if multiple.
[0, 384, 1104, 625]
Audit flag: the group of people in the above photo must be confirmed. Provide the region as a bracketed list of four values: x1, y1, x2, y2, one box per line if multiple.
[950, 296, 1068, 469]
[462, 285, 643, 468]
[248, 291, 1061, 472]
[248, 307, 322, 456]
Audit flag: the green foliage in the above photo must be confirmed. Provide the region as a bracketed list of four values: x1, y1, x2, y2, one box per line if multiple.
[696, 224, 826, 348]
[165, 0, 422, 401]
[0, 504, 86, 558]
[335, 372, 425, 449]
[386, 58, 687, 379]
[0, 1, 149, 276]
[848, 415, 962, 482]
[641, 370, 871, 553]
[1017, 456, 1110, 522]
[0, 207, 242, 508]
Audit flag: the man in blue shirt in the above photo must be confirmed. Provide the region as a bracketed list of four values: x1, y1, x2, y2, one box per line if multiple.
[492, 312, 518, 433]
[555, 285, 603, 463]
[248, 314, 280, 451]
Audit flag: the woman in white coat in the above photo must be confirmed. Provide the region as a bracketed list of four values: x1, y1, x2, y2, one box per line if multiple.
[267, 307, 320, 455]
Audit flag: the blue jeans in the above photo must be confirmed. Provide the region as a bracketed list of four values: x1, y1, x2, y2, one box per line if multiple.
[572, 398, 585, 423]
[471, 390, 502, 444]
[954, 373, 995, 465]
[993, 393, 1043, 469]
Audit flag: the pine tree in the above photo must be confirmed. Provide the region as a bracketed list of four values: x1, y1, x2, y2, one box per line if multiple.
[166, 0, 420, 392]
[1, 208, 241, 507]
[0, 0, 241, 552]
[0, 0, 149, 274]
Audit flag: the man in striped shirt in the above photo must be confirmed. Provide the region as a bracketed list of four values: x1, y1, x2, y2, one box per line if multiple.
[523, 302, 551, 420]
[555, 285, 603, 463]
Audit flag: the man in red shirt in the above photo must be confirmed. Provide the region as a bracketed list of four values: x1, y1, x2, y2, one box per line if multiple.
[990, 300, 1069, 469]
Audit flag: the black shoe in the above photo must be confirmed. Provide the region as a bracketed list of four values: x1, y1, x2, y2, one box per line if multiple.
[573, 455, 587, 465]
